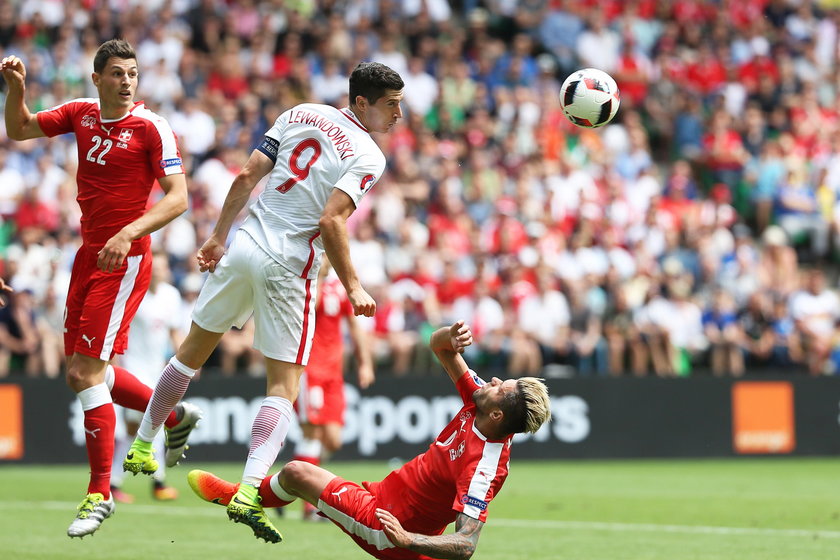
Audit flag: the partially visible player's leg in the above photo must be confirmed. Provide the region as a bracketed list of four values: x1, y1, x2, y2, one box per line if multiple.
[67, 354, 113, 495]
[227, 358, 301, 543]
[276, 460, 337, 506]
[295, 373, 325, 471]
[110, 406, 135, 503]
[66, 353, 118, 537]
[128, 242, 251, 473]
[106, 364, 179, 427]
[124, 325, 219, 474]
[295, 417, 325, 521]
[189, 460, 333, 510]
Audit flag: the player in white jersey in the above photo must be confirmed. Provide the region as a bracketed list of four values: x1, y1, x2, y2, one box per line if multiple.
[125, 62, 405, 543]
[110, 253, 184, 502]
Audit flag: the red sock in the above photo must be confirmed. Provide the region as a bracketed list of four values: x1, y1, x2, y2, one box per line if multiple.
[111, 366, 179, 428]
[258, 474, 294, 508]
[84, 403, 116, 498]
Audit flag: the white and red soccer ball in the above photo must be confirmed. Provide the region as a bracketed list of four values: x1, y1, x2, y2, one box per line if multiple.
[559, 68, 621, 128]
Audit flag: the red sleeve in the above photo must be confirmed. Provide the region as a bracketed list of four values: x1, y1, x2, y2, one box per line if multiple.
[456, 370, 483, 405]
[37, 101, 78, 137]
[144, 118, 184, 179]
[452, 444, 509, 522]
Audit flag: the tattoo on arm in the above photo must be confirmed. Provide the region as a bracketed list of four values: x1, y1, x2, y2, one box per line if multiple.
[407, 513, 483, 560]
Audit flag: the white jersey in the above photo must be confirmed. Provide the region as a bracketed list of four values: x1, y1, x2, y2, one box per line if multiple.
[240, 103, 386, 279]
[122, 281, 183, 385]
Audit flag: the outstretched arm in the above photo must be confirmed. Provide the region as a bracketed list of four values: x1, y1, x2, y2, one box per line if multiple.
[376, 510, 483, 560]
[198, 149, 274, 272]
[1, 56, 44, 140]
[429, 320, 473, 384]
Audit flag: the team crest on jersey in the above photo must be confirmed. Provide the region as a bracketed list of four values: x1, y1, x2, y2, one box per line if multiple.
[359, 174, 375, 192]
[118, 128, 133, 143]
[81, 115, 97, 129]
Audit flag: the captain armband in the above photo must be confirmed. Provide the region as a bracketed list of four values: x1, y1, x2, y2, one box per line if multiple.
[256, 136, 280, 163]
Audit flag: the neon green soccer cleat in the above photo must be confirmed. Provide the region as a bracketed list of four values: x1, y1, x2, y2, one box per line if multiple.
[122, 439, 158, 475]
[188, 469, 239, 506]
[226, 483, 283, 544]
[67, 493, 115, 538]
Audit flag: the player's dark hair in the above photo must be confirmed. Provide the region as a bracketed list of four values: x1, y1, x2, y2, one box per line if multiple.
[499, 378, 551, 435]
[348, 62, 404, 106]
[93, 39, 137, 74]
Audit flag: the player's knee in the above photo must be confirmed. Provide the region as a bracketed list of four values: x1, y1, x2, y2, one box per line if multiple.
[279, 460, 309, 490]
[65, 366, 87, 391]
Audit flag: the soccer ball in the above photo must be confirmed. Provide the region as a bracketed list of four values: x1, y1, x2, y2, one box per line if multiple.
[559, 68, 620, 128]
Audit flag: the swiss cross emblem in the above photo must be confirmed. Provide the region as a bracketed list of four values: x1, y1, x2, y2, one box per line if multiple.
[118, 128, 133, 143]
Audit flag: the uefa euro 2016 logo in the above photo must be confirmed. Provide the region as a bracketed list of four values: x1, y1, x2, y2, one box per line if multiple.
[81, 115, 96, 129]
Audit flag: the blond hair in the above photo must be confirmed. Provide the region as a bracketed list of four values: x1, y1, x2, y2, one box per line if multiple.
[500, 377, 552, 435]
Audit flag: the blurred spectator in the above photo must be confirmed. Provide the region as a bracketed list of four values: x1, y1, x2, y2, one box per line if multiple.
[789, 268, 840, 375]
[774, 166, 830, 261]
[703, 288, 744, 377]
[0, 288, 40, 377]
[603, 283, 646, 376]
[566, 281, 607, 376]
[744, 139, 786, 234]
[769, 292, 803, 369]
[737, 291, 774, 370]
[517, 268, 569, 375]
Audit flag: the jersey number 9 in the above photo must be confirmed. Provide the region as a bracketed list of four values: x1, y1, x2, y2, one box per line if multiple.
[276, 138, 323, 194]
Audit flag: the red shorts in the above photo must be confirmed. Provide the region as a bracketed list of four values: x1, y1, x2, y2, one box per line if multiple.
[296, 370, 344, 426]
[64, 245, 152, 360]
[317, 477, 436, 560]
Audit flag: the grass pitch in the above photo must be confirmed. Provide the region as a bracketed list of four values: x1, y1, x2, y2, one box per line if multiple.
[1, 458, 838, 559]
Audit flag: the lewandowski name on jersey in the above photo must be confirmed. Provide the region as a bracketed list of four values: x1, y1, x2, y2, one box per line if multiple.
[288, 109, 355, 159]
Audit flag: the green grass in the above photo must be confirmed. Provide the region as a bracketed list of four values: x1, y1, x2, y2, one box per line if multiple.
[2, 458, 839, 559]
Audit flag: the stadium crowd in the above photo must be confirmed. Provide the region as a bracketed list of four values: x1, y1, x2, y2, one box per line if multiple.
[3, 0, 840, 379]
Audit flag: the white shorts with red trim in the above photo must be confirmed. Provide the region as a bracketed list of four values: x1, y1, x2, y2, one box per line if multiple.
[191, 230, 317, 365]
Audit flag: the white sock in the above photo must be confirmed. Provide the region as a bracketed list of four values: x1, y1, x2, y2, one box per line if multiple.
[78, 383, 112, 411]
[152, 430, 167, 482]
[241, 397, 293, 487]
[295, 437, 322, 460]
[269, 472, 298, 503]
[137, 357, 195, 442]
[111, 434, 130, 486]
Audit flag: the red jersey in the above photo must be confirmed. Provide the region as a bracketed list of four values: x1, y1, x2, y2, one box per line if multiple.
[36, 99, 184, 254]
[364, 372, 511, 534]
[307, 276, 353, 381]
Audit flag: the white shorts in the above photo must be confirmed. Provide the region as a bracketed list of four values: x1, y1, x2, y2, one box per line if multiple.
[191, 230, 317, 365]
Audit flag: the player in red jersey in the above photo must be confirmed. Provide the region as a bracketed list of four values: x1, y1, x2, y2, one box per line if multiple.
[188, 320, 552, 559]
[1, 39, 199, 538]
[294, 256, 374, 520]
